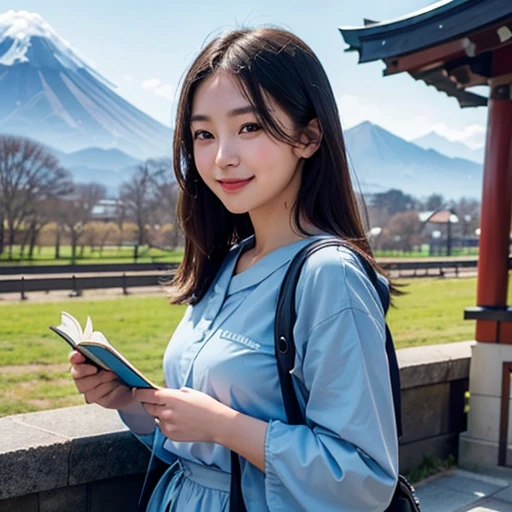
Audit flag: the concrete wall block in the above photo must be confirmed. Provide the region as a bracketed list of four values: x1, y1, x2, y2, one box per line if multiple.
[0, 418, 70, 500]
[11, 405, 129, 439]
[469, 343, 512, 397]
[399, 433, 459, 474]
[0, 446, 70, 501]
[69, 432, 150, 486]
[400, 382, 452, 443]
[398, 341, 473, 390]
[39, 484, 87, 512]
[87, 474, 145, 512]
[0, 494, 38, 512]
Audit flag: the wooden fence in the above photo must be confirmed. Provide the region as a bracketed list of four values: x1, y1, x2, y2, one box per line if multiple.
[0, 259, 481, 300]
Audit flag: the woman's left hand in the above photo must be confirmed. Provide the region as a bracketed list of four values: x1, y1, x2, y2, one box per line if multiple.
[133, 387, 231, 443]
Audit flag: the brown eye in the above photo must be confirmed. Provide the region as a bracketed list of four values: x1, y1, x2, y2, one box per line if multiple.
[240, 123, 261, 134]
[194, 130, 213, 140]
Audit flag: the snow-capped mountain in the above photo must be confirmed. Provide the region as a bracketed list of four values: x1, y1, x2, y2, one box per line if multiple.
[344, 122, 483, 199]
[412, 131, 485, 164]
[0, 10, 172, 159]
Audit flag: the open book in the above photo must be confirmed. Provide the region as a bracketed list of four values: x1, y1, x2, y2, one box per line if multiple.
[50, 312, 157, 389]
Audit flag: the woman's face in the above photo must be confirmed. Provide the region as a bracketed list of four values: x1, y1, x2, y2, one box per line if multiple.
[190, 71, 304, 217]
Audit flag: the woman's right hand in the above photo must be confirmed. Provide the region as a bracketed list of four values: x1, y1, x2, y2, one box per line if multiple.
[69, 351, 135, 411]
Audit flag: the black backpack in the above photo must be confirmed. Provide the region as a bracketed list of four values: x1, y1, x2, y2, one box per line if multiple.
[230, 238, 421, 512]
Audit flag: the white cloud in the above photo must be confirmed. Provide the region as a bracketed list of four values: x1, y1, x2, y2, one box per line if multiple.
[142, 78, 162, 90]
[124, 75, 133, 83]
[337, 94, 382, 129]
[431, 123, 486, 149]
[142, 78, 174, 100]
[153, 84, 174, 100]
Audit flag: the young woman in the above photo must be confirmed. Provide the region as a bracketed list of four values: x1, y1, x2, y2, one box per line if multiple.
[70, 27, 398, 511]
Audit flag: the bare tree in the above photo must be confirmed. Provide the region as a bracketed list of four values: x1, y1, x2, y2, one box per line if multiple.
[116, 200, 127, 249]
[60, 183, 106, 262]
[119, 157, 182, 257]
[453, 197, 480, 237]
[150, 158, 176, 212]
[20, 197, 56, 259]
[0, 208, 4, 256]
[370, 189, 416, 216]
[0, 136, 71, 258]
[423, 193, 445, 211]
[119, 160, 161, 256]
[384, 211, 424, 253]
[83, 222, 117, 254]
[53, 207, 65, 260]
[149, 158, 180, 248]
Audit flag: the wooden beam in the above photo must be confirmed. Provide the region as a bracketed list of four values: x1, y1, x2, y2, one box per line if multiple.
[384, 39, 465, 76]
[384, 20, 512, 77]
[493, 45, 512, 77]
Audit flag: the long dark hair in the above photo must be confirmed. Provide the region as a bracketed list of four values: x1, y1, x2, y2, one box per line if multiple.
[168, 27, 392, 304]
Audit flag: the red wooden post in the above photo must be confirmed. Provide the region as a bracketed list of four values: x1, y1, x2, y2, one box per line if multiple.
[475, 46, 512, 343]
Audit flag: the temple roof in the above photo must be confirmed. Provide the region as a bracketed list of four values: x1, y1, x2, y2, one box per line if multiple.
[339, 0, 512, 108]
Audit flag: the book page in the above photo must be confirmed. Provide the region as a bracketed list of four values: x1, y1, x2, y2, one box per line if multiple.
[88, 331, 111, 346]
[56, 312, 83, 343]
[83, 316, 93, 341]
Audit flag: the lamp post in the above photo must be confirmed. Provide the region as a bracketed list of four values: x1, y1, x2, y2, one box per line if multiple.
[420, 208, 459, 257]
[463, 215, 472, 254]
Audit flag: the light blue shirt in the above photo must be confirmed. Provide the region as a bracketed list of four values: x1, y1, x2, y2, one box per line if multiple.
[122, 235, 398, 512]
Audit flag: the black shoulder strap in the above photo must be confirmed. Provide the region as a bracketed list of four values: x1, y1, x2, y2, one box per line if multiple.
[230, 238, 403, 512]
[274, 238, 403, 437]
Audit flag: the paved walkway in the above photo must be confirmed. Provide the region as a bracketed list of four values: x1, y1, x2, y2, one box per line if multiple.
[415, 470, 512, 511]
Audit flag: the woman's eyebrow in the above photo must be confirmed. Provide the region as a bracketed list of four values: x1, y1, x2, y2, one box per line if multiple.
[190, 105, 255, 123]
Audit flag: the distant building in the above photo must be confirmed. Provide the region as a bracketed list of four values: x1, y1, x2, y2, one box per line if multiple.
[91, 199, 123, 222]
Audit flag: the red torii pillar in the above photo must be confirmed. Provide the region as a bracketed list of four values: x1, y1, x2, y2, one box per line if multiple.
[475, 45, 512, 343]
[459, 45, 512, 475]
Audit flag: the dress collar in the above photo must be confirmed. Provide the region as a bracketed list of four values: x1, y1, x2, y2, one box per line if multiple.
[225, 234, 329, 296]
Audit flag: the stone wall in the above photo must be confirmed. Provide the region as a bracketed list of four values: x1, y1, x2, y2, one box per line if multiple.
[0, 341, 473, 512]
[397, 341, 471, 470]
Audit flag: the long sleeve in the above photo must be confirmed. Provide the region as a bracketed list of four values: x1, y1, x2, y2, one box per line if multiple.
[263, 247, 398, 511]
[119, 407, 177, 465]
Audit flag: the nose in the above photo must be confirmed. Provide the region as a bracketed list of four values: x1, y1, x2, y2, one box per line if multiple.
[214, 137, 239, 169]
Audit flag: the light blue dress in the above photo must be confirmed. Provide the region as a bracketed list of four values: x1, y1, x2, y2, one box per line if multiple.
[121, 235, 398, 512]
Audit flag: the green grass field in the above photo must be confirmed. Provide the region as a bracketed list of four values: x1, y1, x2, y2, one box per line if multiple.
[1, 244, 478, 265]
[376, 247, 479, 258]
[0, 276, 509, 417]
[0, 245, 184, 265]
[0, 297, 186, 416]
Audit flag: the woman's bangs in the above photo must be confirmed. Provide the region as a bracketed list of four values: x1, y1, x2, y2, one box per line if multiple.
[217, 50, 299, 147]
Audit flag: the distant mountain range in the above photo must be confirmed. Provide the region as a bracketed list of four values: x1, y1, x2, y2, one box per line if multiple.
[344, 122, 483, 199]
[0, 10, 484, 200]
[45, 121, 483, 199]
[412, 131, 484, 164]
[56, 147, 140, 170]
[44, 145, 142, 194]
[0, 10, 171, 159]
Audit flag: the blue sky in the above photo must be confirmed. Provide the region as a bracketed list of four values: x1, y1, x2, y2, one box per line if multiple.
[3, 0, 488, 148]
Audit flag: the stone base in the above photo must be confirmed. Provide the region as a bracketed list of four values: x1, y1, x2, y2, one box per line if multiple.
[400, 433, 459, 473]
[459, 432, 512, 480]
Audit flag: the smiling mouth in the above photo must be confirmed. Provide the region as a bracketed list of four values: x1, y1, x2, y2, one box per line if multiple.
[218, 177, 254, 192]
